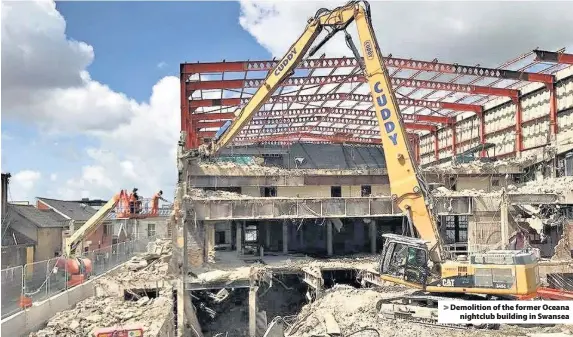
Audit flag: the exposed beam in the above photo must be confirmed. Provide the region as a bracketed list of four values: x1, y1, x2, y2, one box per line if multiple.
[233, 132, 381, 145]
[197, 118, 436, 132]
[181, 56, 554, 83]
[190, 94, 482, 113]
[192, 107, 454, 124]
[186, 75, 519, 97]
[533, 49, 573, 65]
[191, 112, 235, 121]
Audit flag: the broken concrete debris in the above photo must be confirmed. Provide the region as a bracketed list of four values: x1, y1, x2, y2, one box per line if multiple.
[431, 176, 573, 197]
[184, 188, 253, 200]
[29, 291, 172, 337]
[29, 239, 174, 337]
[285, 285, 573, 337]
[425, 155, 535, 174]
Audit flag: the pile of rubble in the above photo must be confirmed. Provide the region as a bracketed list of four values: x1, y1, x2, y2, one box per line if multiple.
[514, 176, 573, 195]
[425, 156, 534, 175]
[113, 238, 174, 283]
[196, 160, 388, 177]
[29, 238, 175, 337]
[29, 289, 172, 337]
[184, 188, 253, 200]
[285, 286, 573, 337]
[431, 176, 573, 198]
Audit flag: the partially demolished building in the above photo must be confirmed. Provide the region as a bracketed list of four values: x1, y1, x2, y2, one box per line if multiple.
[174, 50, 573, 336]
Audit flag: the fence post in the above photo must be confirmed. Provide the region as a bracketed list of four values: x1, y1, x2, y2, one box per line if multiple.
[46, 260, 50, 298]
[65, 258, 69, 291]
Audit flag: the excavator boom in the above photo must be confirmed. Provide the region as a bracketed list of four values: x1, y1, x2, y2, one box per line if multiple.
[201, 0, 541, 328]
[207, 0, 443, 262]
[64, 194, 120, 256]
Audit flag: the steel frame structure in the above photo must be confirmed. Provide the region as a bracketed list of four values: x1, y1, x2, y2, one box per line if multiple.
[181, 48, 572, 162]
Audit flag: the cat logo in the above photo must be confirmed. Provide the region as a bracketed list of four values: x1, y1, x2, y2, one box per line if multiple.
[364, 40, 374, 60]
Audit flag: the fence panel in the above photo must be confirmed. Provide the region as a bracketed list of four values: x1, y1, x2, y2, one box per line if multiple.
[1, 266, 23, 319]
[89, 246, 112, 278]
[0, 235, 165, 314]
[22, 260, 51, 305]
[46, 257, 68, 297]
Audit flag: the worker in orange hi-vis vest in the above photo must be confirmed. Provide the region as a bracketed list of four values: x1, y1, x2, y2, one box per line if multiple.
[151, 190, 168, 216]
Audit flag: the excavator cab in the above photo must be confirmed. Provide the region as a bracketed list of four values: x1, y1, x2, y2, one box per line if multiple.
[378, 233, 430, 288]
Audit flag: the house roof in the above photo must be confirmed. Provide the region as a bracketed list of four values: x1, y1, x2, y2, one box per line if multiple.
[8, 204, 68, 228]
[37, 197, 97, 221]
[1, 226, 36, 246]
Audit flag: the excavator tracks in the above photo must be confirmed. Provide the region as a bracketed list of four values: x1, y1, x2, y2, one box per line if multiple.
[376, 293, 500, 330]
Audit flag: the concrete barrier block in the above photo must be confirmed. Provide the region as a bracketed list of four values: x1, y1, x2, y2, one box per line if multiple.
[1, 311, 26, 337]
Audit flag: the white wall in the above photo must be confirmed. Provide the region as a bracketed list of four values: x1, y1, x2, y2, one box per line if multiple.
[418, 67, 573, 162]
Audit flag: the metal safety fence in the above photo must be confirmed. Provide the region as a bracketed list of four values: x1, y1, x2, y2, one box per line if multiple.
[0, 235, 161, 319]
[1, 266, 23, 318]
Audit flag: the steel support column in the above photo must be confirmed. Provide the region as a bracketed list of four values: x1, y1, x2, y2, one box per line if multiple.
[433, 131, 439, 161]
[547, 82, 558, 139]
[513, 96, 523, 155]
[479, 111, 486, 157]
[451, 123, 457, 156]
[180, 73, 194, 149]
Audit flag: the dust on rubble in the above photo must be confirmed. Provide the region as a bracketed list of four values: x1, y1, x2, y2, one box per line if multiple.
[29, 239, 174, 337]
[285, 286, 573, 337]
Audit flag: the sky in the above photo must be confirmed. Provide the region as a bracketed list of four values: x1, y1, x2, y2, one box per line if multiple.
[2, 0, 573, 203]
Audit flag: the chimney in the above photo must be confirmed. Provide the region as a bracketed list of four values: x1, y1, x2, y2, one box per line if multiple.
[1, 173, 11, 216]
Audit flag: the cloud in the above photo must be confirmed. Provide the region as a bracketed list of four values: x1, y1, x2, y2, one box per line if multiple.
[238, 1, 573, 66]
[2, 1, 179, 201]
[10, 170, 41, 201]
[157, 61, 167, 69]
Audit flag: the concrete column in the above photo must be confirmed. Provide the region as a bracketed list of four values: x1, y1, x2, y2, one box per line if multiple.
[236, 221, 243, 255]
[500, 192, 509, 250]
[175, 280, 185, 337]
[225, 221, 232, 246]
[265, 223, 271, 249]
[183, 217, 188, 276]
[369, 222, 377, 254]
[249, 286, 259, 337]
[282, 220, 289, 254]
[205, 222, 215, 263]
[327, 220, 333, 256]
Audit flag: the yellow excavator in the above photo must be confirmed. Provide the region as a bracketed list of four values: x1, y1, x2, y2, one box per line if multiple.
[199, 0, 540, 328]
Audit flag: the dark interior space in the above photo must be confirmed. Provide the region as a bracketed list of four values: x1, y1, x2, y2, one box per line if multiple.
[192, 288, 250, 337]
[124, 287, 159, 301]
[258, 274, 309, 321]
[332, 219, 368, 255]
[322, 269, 361, 288]
[376, 216, 406, 252]
[241, 217, 406, 257]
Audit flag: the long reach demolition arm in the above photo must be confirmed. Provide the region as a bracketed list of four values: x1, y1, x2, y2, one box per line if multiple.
[204, 0, 445, 263]
[64, 194, 120, 257]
